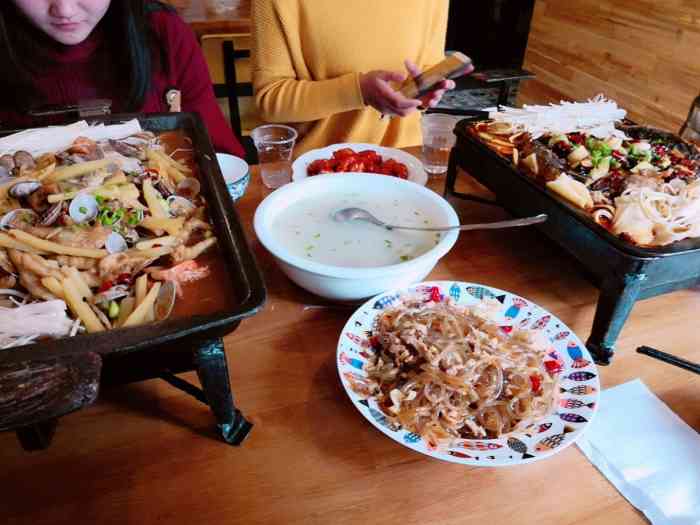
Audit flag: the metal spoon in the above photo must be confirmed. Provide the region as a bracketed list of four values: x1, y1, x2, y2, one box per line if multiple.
[332, 207, 547, 232]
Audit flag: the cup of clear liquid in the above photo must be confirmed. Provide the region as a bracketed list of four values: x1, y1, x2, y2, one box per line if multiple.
[421, 113, 458, 176]
[251, 124, 298, 189]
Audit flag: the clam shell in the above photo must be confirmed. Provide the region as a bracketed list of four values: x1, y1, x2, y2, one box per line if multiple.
[9, 181, 41, 198]
[156, 178, 176, 197]
[0, 154, 15, 171]
[176, 177, 200, 199]
[123, 228, 140, 244]
[0, 208, 38, 229]
[106, 232, 128, 254]
[94, 284, 130, 304]
[167, 195, 195, 217]
[154, 280, 176, 321]
[69, 194, 99, 224]
[39, 202, 63, 226]
[13, 151, 35, 170]
[109, 139, 144, 159]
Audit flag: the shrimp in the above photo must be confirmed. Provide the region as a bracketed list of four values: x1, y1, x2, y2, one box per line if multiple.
[146, 260, 210, 296]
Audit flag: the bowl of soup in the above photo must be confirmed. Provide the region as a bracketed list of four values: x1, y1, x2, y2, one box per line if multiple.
[254, 173, 459, 300]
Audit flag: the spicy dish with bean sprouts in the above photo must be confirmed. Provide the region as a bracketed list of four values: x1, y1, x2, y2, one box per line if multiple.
[354, 298, 559, 444]
[0, 131, 217, 349]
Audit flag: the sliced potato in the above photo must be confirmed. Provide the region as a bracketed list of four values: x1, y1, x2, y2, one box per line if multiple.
[547, 173, 594, 210]
[123, 282, 161, 327]
[521, 153, 539, 175]
[9, 230, 107, 258]
[140, 216, 185, 236]
[43, 158, 112, 183]
[142, 179, 168, 219]
[62, 277, 105, 333]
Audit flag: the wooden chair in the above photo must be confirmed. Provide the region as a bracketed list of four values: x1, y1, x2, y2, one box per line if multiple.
[200, 33, 259, 163]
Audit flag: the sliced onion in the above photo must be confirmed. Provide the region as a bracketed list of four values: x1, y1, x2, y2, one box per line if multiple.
[69, 194, 98, 224]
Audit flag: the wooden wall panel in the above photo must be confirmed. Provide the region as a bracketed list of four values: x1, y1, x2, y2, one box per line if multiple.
[518, 0, 700, 132]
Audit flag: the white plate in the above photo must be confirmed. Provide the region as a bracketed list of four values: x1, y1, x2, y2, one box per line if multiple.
[292, 143, 428, 186]
[337, 281, 600, 467]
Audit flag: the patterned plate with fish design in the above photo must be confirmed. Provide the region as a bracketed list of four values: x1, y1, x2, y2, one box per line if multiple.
[337, 281, 600, 467]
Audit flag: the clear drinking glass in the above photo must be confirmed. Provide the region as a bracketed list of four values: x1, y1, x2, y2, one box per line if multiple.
[251, 124, 298, 189]
[420, 113, 458, 176]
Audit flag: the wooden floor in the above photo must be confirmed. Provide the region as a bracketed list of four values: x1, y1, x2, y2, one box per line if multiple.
[1, 171, 699, 525]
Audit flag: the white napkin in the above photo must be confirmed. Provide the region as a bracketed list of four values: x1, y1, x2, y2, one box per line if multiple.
[0, 119, 142, 157]
[577, 379, 700, 525]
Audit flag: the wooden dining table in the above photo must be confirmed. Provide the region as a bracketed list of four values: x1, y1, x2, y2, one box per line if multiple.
[1, 152, 699, 525]
[167, 0, 252, 38]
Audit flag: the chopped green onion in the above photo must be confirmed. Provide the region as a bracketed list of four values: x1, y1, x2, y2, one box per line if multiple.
[400, 255, 411, 262]
[79, 206, 87, 214]
[108, 301, 120, 319]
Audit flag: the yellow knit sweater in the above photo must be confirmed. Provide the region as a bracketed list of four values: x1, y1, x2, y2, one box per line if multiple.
[251, 0, 448, 156]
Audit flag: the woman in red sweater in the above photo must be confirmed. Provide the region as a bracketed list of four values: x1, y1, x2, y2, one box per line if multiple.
[0, 0, 244, 157]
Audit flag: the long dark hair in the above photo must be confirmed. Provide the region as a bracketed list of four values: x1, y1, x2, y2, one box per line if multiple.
[0, 1, 171, 112]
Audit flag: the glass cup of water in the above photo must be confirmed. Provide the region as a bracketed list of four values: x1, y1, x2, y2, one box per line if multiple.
[420, 113, 458, 177]
[251, 124, 298, 189]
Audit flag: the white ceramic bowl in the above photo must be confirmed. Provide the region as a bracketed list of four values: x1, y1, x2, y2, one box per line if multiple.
[292, 143, 428, 186]
[254, 174, 459, 301]
[216, 153, 250, 201]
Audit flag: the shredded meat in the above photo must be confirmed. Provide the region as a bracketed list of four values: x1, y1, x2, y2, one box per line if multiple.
[17, 271, 55, 301]
[8, 249, 61, 279]
[99, 252, 154, 283]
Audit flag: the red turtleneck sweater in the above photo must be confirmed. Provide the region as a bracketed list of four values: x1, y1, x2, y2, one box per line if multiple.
[0, 10, 244, 158]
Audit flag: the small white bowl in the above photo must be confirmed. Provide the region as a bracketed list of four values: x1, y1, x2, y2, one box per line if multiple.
[254, 174, 459, 301]
[216, 153, 250, 201]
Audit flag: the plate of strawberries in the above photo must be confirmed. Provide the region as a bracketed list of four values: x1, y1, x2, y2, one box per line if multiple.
[292, 143, 428, 185]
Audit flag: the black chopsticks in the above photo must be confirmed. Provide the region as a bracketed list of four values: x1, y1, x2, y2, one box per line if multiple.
[636, 346, 700, 376]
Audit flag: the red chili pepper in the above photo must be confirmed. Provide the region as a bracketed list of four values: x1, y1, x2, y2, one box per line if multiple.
[369, 336, 380, 348]
[116, 273, 131, 285]
[544, 360, 563, 375]
[611, 150, 625, 160]
[569, 133, 585, 145]
[98, 280, 114, 293]
[654, 145, 667, 157]
[430, 287, 441, 303]
[530, 374, 542, 393]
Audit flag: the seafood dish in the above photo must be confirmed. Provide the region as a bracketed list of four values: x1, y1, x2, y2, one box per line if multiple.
[351, 296, 560, 445]
[470, 97, 700, 246]
[306, 147, 409, 179]
[0, 129, 219, 349]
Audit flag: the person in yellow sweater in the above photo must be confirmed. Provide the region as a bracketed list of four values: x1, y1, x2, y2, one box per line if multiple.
[251, 0, 468, 156]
